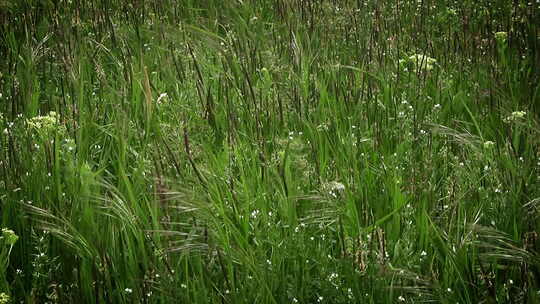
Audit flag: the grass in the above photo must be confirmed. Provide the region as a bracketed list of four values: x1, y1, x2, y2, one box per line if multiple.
[0, 0, 539, 303]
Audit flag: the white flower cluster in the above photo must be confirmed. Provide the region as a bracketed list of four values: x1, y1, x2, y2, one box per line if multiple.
[495, 31, 508, 43]
[26, 111, 58, 130]
[323, 181, 346, 198]
[1, 228, 18, 245]
[26, 111, 67, 141]
[399, 54, 437, 73]
[483, 141, 495, 149]
[504, 111, 526, 123]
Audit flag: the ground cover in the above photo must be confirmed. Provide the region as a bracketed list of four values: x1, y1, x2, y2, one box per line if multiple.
[0, 1, 539, 303]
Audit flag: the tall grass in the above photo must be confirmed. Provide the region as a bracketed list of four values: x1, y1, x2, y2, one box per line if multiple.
[0, 0, 539, 303]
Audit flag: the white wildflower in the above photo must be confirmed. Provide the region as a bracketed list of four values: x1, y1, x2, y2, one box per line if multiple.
[504, 111, 526, 123]
[495, 31, 508, 43]
[400, 54, 437, 73]
[157, 93, 168, 104]
[483, 141, 495, 149]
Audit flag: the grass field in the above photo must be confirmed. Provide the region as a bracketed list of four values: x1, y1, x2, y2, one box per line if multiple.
[1, 0, 539, 303]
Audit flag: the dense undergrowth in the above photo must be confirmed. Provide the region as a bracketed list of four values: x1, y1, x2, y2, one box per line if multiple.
[1, 0, 539, 303]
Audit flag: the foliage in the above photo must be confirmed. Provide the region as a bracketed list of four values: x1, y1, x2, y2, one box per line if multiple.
[0, 0, 539, 303]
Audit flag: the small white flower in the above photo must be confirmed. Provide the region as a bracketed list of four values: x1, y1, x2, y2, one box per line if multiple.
[332, 182, 345, 191]
[124, 288, 133, 294]
[402, 54, 437, 72]
[325, 181, 345, 198]
[398, 295, 405, 302]
[495, 31, 508, 42]
[504, 111, 526, 123]
[157, 93, 168, 104]
[483, 141, 495, 149]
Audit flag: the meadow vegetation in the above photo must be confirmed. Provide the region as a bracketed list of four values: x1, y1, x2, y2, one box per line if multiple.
[0, 0, 539, 303]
